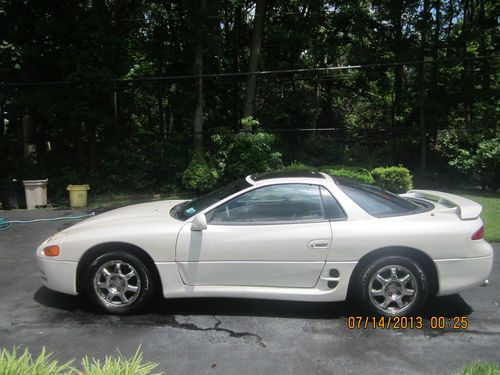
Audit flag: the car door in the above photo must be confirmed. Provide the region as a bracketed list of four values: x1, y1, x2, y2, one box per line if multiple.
[175, 183, 333, 287]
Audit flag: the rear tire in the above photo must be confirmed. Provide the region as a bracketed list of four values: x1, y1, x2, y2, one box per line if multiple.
[84, 251, 154, 314]
[355, 256, 429, 317]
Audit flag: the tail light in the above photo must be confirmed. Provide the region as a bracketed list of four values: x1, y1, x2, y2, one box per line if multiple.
[471, 226, 484, 240]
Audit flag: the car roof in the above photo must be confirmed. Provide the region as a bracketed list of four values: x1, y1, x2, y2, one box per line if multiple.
[248, 171, 327, 184]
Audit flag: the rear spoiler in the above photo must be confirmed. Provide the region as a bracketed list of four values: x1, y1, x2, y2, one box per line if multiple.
[400, 190, 482, 220]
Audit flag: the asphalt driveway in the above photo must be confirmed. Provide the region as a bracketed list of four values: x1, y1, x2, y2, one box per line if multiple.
[0, 209, 498, 374]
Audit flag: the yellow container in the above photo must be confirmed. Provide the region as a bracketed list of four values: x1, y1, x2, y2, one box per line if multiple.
[66, 184, 90, 208]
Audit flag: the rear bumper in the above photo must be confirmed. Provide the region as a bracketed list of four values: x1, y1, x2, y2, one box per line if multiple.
[435, 253, 493, 296]
[37, 257, 78, 295]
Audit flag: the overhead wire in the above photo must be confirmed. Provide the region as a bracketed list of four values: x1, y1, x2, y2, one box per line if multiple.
[1, 55, 498, 88]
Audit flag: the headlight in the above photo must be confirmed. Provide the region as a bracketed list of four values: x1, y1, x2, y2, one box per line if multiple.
[44, 231, 66, 244]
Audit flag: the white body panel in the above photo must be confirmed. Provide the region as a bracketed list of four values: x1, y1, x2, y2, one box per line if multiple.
[36, 174, 494, 304]
[175, 221, 332, 287]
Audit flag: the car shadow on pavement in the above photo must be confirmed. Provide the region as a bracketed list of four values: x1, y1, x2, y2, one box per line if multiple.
[34, 286, 473, 320]
[34, 287, 83, 312]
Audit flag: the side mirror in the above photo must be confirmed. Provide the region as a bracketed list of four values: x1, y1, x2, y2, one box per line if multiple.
[191, 213, 207, 231]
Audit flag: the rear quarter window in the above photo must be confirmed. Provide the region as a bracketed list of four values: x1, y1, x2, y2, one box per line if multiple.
[334, 177, 423, 218]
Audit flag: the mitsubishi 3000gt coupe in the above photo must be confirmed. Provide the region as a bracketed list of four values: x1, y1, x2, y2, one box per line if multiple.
[36, 171, 493, 317]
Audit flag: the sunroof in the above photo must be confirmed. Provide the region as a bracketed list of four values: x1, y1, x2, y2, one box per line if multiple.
[251, 171, 326, 181]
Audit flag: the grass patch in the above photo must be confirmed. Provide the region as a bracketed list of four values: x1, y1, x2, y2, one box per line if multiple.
[0, 347, 74, 375]
[0, 346, 162, 375]
[452, 361, 500, 375]
[460, 192, 500, 242]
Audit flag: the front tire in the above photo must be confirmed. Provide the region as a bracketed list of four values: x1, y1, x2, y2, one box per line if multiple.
[84, 251, 154, 314]
[356, 256, 429, 317]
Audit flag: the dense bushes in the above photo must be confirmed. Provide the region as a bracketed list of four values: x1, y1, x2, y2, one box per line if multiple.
[220, 117, 283, 182]
[321, 165, 374, 184]
[282, 163, 375, 184]
[437, 130, 499, 191]
[182, 117, 283, 192]
[371, 166, 413, 193]
[282, 163, 413, 193]
[181, 150, 217, 193]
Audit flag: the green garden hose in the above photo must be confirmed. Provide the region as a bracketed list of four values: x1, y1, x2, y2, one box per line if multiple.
[0, 212, 95, 231]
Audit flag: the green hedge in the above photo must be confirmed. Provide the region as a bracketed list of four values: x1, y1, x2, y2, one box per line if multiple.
[371, 166, 413, 193]
[281, 162, 317, 172]
[282, 163, 374, 183]
[320, 165, 374, 184]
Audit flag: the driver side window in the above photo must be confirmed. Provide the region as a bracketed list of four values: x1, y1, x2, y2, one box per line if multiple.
[209, 184, 325, 224]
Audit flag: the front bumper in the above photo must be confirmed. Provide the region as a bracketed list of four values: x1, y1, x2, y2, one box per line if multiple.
[37, 257, 78, 295]
[435, 254, 494, 296]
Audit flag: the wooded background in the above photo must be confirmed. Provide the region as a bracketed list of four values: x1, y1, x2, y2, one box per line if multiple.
[0, 0, 498, 194]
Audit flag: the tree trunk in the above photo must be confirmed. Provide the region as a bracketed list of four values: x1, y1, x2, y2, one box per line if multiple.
[167, 83, 176, 135]
[390, 8, 403, 165]
[157, 94, 165, 137]
[242, 0, 266, 118]
[432, 0, 441, 84]
[22, 114, 36, 159]
[418, 0, 430, 174]
[193, 0, 206, 150]
[462, 0, 472, 127]
[479, 0, 490, 99]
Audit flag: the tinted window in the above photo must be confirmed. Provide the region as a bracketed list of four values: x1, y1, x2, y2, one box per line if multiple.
[320, 186, 347, 220]
[334, 177, 419, 218]
[210, 184, 325, 224]
[171, 179, 251, 221]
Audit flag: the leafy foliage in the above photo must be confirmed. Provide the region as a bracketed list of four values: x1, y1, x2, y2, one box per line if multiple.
[0, 346, 162, 375]
[219, 117, 283, 182]
[371, 166, 413, 193]
[0, 0, 497, 195]
[81, 347, 162, 375]
[281, 162, 317, 172]
[321, 165, 375, 184]
[436, 130, 499, 190]
[0, 347, 74, 375]
[181, 150, 217, 193]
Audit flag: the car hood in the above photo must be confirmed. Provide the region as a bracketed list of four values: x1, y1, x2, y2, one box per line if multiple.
[63, 199, 188, 233]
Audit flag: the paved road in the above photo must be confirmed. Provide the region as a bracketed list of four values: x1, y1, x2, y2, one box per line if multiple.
[0, 209, 498, 375]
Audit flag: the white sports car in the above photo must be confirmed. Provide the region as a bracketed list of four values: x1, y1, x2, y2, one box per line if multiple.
[36, 171, 493, 316]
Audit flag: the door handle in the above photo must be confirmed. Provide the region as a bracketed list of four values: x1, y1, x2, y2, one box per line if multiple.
[307, 239, 331, 249]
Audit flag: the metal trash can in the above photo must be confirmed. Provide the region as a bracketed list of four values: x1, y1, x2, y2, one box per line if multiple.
[66, 184, 90, 208]
[23, 179, 48, 209]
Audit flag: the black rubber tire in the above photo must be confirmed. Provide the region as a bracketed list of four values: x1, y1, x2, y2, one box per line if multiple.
[83, 251, 154, 314]
[355, 256, 429, 317]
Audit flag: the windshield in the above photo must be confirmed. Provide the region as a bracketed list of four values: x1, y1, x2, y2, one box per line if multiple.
[171, 179, 251, 221]
[334, 176, 421, 218]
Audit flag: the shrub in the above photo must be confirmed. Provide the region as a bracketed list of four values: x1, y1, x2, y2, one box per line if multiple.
[436, 129, 499, 191]
[282, 162, 316, 172]
[221, 117, 283, 181]
[181, 150, 218, 193]
[320, 165, 374, 184]
[371, 166, 413, 193]
[474, 138, 500, 191]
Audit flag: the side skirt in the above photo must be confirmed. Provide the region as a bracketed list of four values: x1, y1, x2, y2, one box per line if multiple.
[154, 261, 357, 302]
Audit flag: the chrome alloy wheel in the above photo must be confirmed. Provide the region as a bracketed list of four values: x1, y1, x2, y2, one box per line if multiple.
[368, 265, 418, 315]
[93, 260, 141, 307]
